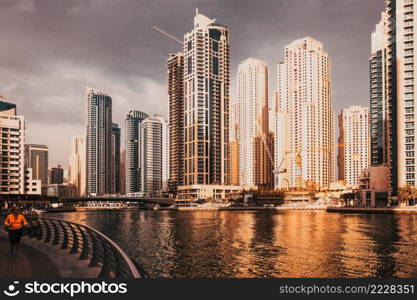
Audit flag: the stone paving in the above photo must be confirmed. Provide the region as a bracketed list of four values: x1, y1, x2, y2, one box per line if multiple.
[0, 234, 60, 278]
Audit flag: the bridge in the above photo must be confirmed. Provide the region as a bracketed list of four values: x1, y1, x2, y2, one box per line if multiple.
[60, 196, 175, 207]
[0, 216, 148, 278]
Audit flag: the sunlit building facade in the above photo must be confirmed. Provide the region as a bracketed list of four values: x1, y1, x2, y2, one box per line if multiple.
[338, 106, 370, 188]
[183, 11, 230, 185]
[0, 101, 25, 194]
[237, 58, 273, 189]
[167, 52, 184, 193]
[277, 37, 336, 189]
[68, 135, 86, 196]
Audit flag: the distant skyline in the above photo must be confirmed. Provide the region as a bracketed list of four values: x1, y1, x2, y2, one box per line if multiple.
[0, 0, 385, 167]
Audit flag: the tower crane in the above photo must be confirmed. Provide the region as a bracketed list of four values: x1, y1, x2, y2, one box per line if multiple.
[153, 26, 183, 45]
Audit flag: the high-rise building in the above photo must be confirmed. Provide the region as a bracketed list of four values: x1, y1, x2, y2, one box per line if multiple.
[237, 58, 274, 189]
[275, 62, 290, 190]
[183, 10, 230, 185]
[373, 0, 417, 199]
[24, 168, 41, 195]
[338, 106, 370, 188]
[276, 37, 336, 189]
[140, 115, 166, 193]
[111, 123, 121, 194]
[50, 165, 64, 184]
[167, 52, 185, 193]
[68, 135, 86, 196]
[370, 12, 389, 166]
[0, 101, 16, 116]
[0, 101, 25, 194]
[229, 100, 239, 186]
[25, 144, 49, 186]
[125, 110, 148, 194]
[384, 0, 417, 196]
[120, 149, 126, 194]
[86, 87, 112, 196]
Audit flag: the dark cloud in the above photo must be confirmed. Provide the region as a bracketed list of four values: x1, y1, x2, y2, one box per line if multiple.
[0, 0, 385, 167]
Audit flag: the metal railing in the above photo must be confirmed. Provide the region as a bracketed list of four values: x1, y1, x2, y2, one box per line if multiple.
[24, 217, 147, 278]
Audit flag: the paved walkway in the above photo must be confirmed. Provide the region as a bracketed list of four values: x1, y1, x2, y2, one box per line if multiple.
[0, 235, 60, 278]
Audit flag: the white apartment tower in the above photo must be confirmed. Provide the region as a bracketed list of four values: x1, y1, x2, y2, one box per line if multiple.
[338, 106, 370, 188]
[0, 101, 25, 194]
[385, 0, 417, 193]
[140, 115, 167, 193]
[275, 62, 290, 189]
[277, 37, 336, 189]
[237, 58, 273, 188]
[68, 135, 86, 196]
[183, 10, 230, 185]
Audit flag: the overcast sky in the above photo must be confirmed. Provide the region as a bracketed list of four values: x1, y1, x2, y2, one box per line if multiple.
[0, 0, 385, 168]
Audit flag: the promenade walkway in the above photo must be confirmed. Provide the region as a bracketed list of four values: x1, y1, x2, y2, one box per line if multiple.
[0, 234, 59, 278]
[0, 216, 143, 278]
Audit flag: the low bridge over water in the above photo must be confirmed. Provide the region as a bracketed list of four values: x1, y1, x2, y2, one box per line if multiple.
[61, 196, 175, 207]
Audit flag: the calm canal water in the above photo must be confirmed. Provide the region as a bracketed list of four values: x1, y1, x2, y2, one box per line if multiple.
[48, 210, 417, 278]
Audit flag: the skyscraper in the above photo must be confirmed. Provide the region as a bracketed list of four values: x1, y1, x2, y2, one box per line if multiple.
[86, 87, 112, 196]
[68, 135, 86, 196]
[183, 10, 230, 185]
[275, 62, 289, 190]
[140, 115, 166, 193]
[373, 0, 417, 200]
[125, 110, 148, 194]
[167, 52, 184, 192]
[25, 144, 49, 186]
[338, 106, 370, 188]
[229, 100, 239, 186]
[120, 149, 126, 194]
[237, 58, 274, 189]
[111, 123, 121, 194]
[385, 0, 416, 195]
[370, 12, 389, 166]
[50, 165, 64, 184]
[277, 37, 336, 189]
[0, 101, 25, 194]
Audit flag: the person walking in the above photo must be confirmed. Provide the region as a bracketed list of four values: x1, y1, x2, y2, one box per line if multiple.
[4, 207, 28, 254]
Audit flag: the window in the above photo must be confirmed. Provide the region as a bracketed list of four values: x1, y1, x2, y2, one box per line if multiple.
[212, 57, 219, 75]
[212, 41, 218, 52]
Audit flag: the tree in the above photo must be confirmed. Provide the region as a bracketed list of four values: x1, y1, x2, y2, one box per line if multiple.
[340, 192, 356, 207]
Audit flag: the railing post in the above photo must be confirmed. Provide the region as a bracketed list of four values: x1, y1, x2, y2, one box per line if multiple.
[69, 223, 79, 254]
[78, 226, 89, 259]
[35, 219, 43, 240]
[44, 219, 52, 243]
[97, 241, 112, 278]
[88, 230, 101, 267]
[60, 222, 69, 249]
[51, 220, 60, 245]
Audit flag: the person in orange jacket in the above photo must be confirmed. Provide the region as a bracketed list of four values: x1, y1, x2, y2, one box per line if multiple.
[4, 207, 28, 254]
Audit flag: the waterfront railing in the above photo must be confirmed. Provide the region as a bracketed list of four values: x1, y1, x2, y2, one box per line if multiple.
[24, 216, 147, 278]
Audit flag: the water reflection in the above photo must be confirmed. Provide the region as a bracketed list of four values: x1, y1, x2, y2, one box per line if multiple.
[49, 210, 417, 278]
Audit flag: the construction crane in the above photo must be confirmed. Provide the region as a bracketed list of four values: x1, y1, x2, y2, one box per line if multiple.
[153, 26, 183, 45]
